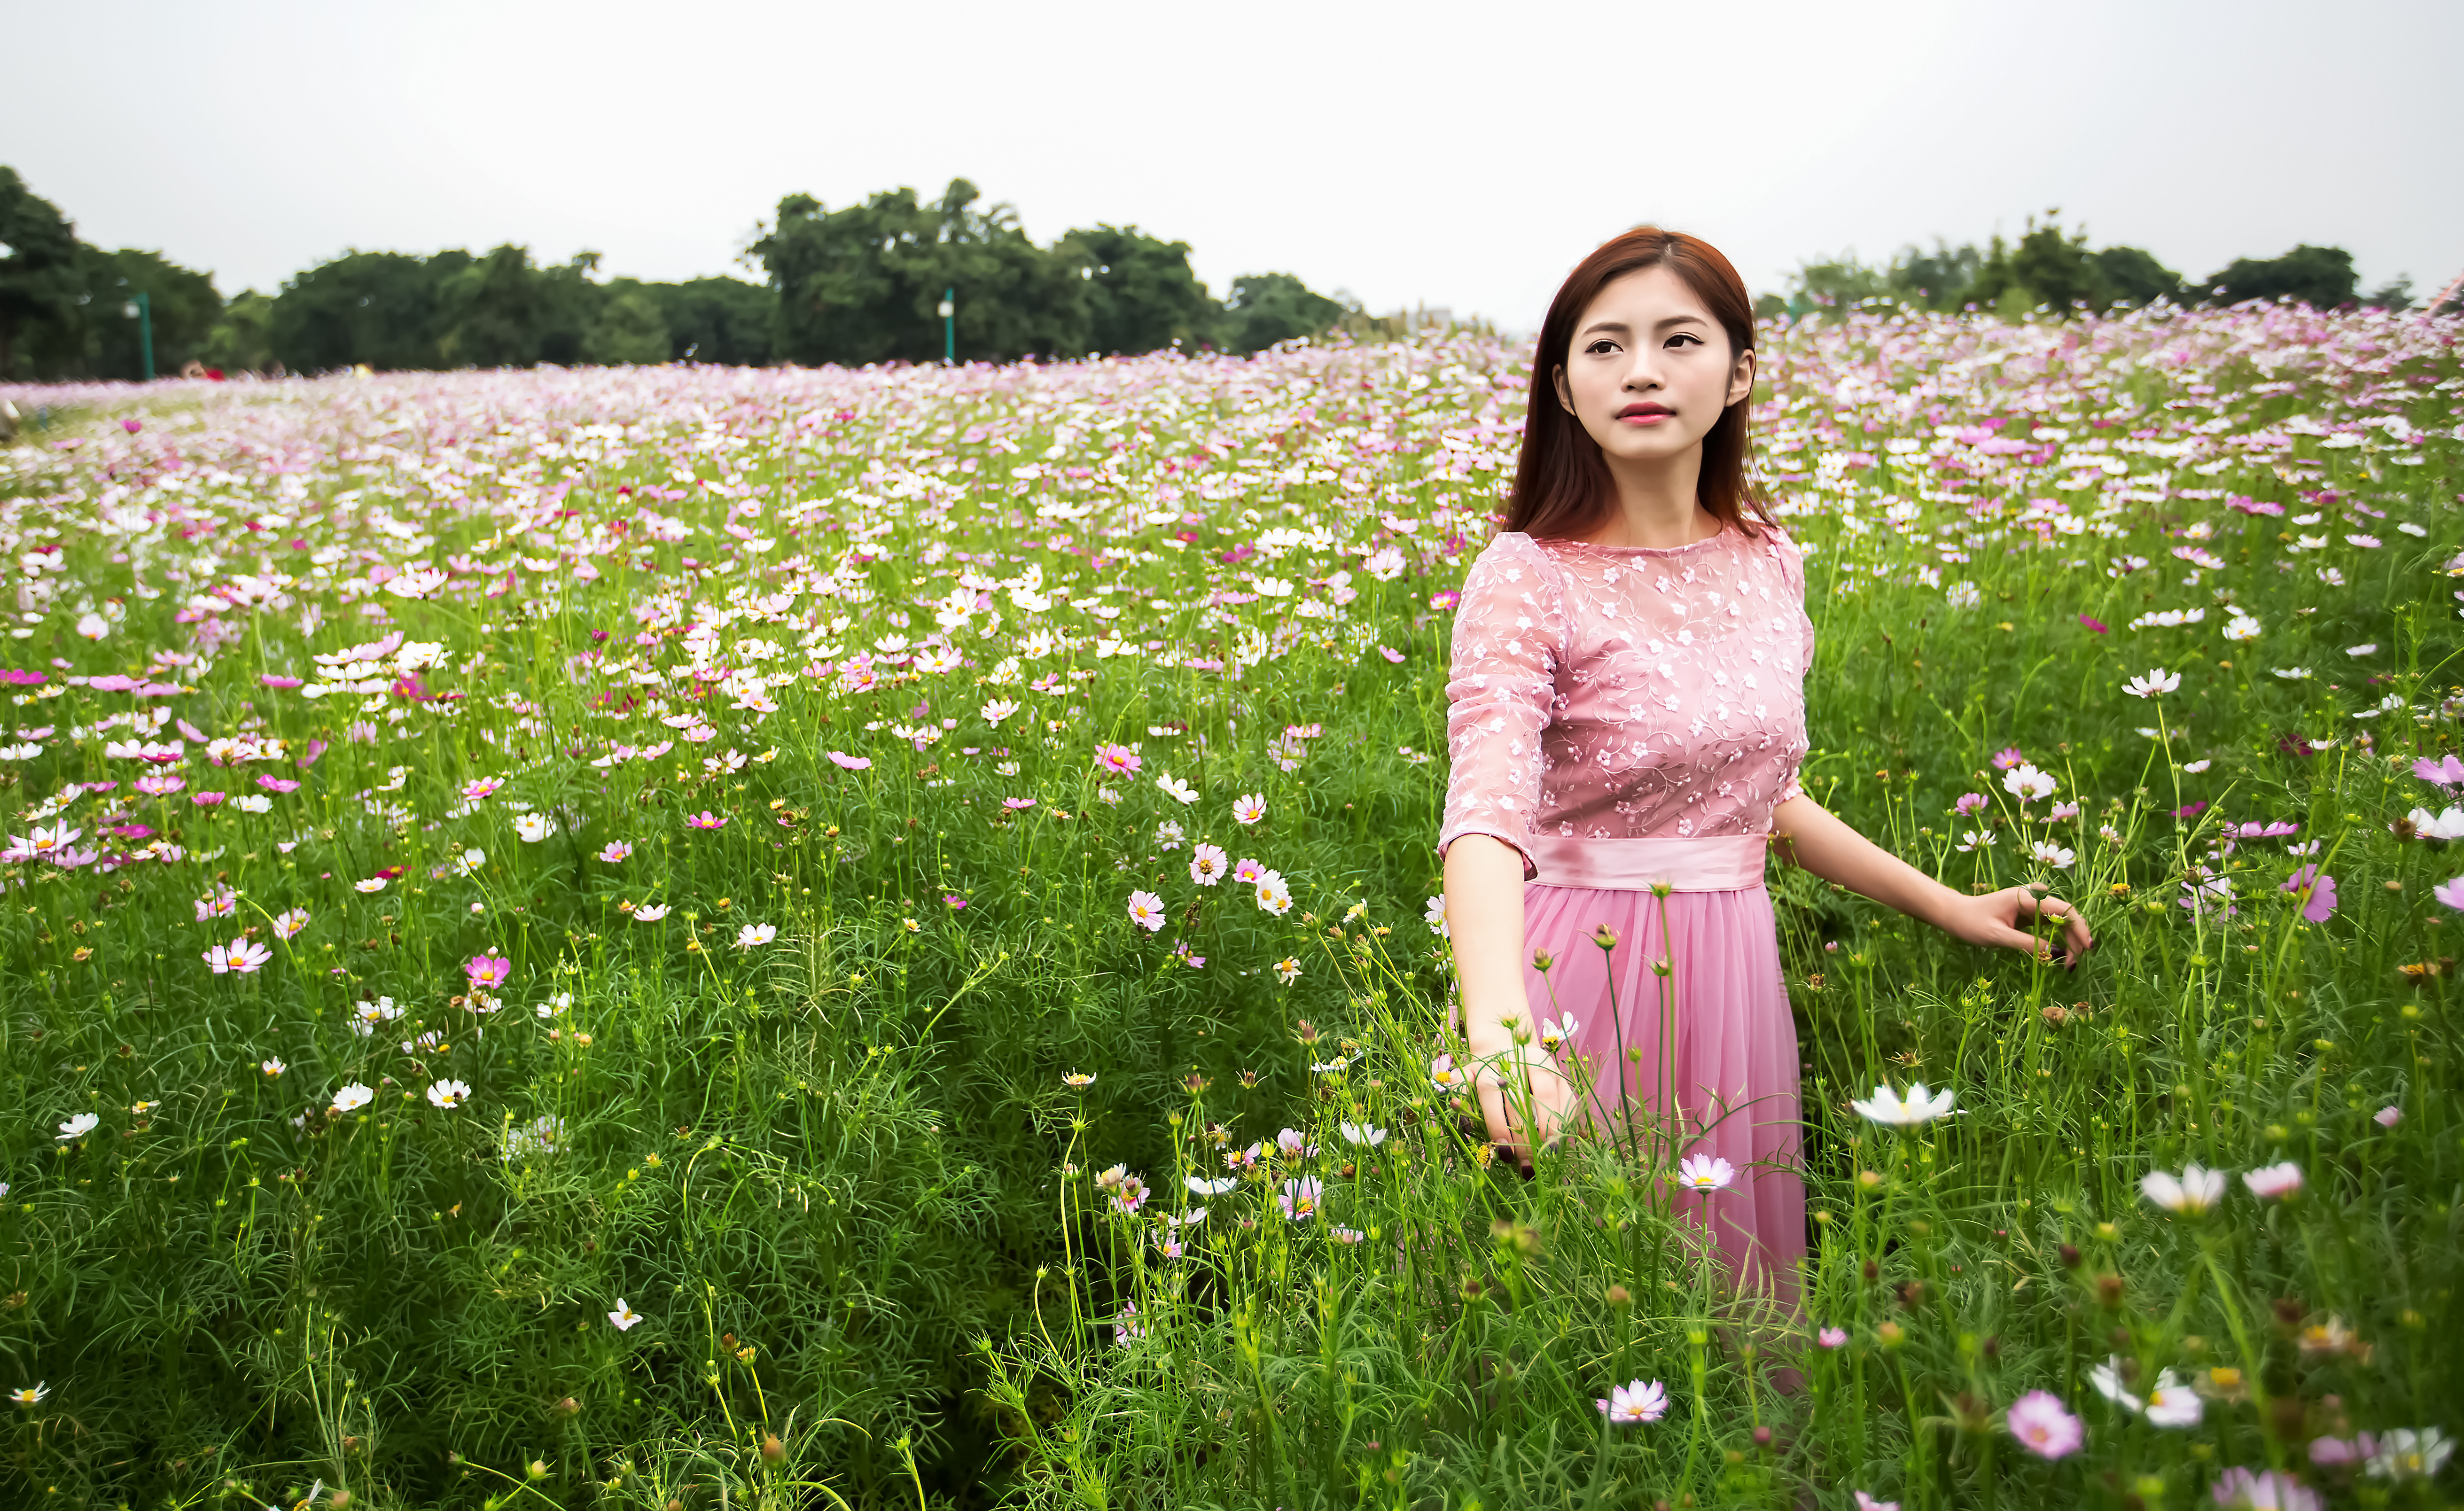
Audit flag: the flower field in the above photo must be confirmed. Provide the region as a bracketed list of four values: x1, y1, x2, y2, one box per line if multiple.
[0, 302, 2459, 1510]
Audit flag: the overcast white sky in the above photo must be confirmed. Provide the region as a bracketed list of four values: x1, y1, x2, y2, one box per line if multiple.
[6, 0, 2458, 329]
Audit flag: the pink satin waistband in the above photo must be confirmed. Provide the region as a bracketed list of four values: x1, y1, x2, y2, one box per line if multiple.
[1524, 834, 1769, 892]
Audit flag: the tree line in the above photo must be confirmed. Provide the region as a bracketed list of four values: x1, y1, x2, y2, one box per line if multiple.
[1768, 208, 2439, 319]
[0, 170, 1357, 382]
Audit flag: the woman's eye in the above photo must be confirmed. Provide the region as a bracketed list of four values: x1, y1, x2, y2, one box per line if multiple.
[1586, 340, 1618, 355]
[1666, 333, 1702, 349]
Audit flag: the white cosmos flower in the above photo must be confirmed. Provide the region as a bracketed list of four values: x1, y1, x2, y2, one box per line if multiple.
[2122, 669, 2181, 698]
[2002, 763, 2056, 802]
[608, 1299, 643, 1332]
[736, 923, 777, 949]
[1155, 771, 1199, 805]
[1850, 1083, 1957, 1126]
[1186, 1174, 1236, 1196]
[354, 877, 388, 894]
[55, 1112, 99, 1140]
[2139, 1164, 2228, 1214]
[1338, 1122, 1388, 1146]
[330, 1083, 374, 1114]
[514, 813, 557, 843]
[2089, 1356, 2203, 1427]
[632, 903, 671, 922]
[425, 1079, 471, 1110]
[2029, 840, 2077, 869]
[1674, 1153, 1736, 1192]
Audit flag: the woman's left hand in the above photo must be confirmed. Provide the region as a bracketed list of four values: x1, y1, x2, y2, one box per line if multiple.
[1932, 883, 2094, 968]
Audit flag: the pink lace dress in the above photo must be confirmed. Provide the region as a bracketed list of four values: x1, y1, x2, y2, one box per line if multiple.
[1437, 524, 1813, 1309]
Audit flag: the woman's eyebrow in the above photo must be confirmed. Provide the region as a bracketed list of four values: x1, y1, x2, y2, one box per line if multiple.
[1578, 319, 1630, 337]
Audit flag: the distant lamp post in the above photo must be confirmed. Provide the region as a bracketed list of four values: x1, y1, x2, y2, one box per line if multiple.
[121, 290, 154, 381]
[938, 289, 954, 364]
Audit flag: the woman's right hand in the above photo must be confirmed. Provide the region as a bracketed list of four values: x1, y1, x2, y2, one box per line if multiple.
[1471, 1036, 1578, 1169]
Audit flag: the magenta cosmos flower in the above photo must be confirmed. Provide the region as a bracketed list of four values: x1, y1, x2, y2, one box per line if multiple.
[1094, 742, 1142, 776]
[825, 750, 871, 771]
[2280, 865, 2336, 923]
[685, 810, 726, 830]
[465, 954, 512, 989]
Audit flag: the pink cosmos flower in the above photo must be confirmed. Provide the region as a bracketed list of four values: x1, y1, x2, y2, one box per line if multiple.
[1954, 793, 1988, 817]
[2006, 1390, 2084, 1459]
[2281, 865, 2337, 923]
[2241, 1162, 2303, 1199]
[203, 936, 273, 974]
[2436, 875, 2464, 911]
[598, 841, 633, 862]
[461, 777, 504, 800]
[191, 791, 226, 806]
[1189, 842, 1228, 886]
[2208, 1467, 2319, 1511]
[465, 954, 512, 989]
[1094, 742, 1142, 776]
[2079, 615, 2108, 634]
[1596, 1378, 1669, 1424]
[135, 774, 185, 797]
[1232, 793, 1266, 825]
[1001, 796, 1038, 810]
[2308, 1435, 2371, 1466]
[298, 739, 327, 767]
[260, 674, 304, 689]
[2374, 1106, 2402, 1128]
[2415, 754, 2464, 787]
[1276, 1175, 1321, 1221]
[1818, 1326, 1850, 1348]
[1991, 747, 2024, 770]
[685, 810, 726, 830]
[1126, 889, 1167, 932]
[256, 775, 301, 793]
[1675, 1153, 1736, 1192]
[825, 750, 871, 771]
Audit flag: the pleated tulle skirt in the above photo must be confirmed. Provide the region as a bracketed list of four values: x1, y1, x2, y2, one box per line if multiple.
[1521, 880, 1805, 1313]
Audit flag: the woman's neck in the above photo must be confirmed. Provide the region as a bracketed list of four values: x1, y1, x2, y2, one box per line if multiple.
[1579, 449, 1716, 548]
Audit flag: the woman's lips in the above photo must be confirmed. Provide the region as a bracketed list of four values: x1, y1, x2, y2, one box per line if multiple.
[1617, 405, 1673, 424]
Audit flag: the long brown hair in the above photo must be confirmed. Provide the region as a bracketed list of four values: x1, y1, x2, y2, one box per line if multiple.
[1503, 227, 1774, 542]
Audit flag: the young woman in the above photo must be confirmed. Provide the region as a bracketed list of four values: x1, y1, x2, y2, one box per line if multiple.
[1436, 227, 2093, 1309]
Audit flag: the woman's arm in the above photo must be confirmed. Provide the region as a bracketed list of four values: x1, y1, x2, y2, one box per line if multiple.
[1444, 833, 1576, 1162]
[1770, 793, 2093, 966]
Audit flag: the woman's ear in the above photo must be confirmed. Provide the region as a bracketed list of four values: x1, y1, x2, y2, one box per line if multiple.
[1552, 364, 1575, 416]
[1725, 347, 1757, 408]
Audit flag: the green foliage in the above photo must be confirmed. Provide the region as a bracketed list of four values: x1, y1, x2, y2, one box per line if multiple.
[270, 250, 468, 373]
[2201, 244, 2361, 310]
[203, 289, 275, 373]
[1223, 273, 1353, 353]
[0, 167, 84, 380]
[1057, 224, 1221, 357]
[581, 282, 672, 367]
[645, 277, 774, 366]
[71, 245, 224, 380]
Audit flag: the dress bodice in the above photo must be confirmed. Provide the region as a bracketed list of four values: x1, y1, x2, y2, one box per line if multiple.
[1436, 523, 1817, 881]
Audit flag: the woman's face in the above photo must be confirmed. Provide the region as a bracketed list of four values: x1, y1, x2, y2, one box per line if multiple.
[1552, 264, 1755, 468]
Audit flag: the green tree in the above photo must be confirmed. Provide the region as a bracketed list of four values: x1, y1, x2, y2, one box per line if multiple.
[2200, 244, 2359, 309]
[1056, 225, 1219, 356]
[0, 167, 85, 380]
[1221, 273, 1348, 352]
[583, 281, 671, 366]
[2091, 245, 2182, 307]
[535, 252, 608, 366]
[437, 244, 547, 368]
[2004, 211, 2101, 313]
[646, 277, 774, 365]
[203, 290, 275, 372]
[753, 179, 1088, 366]
[75, 246, 222, 380]
[270, 250, 465, 372]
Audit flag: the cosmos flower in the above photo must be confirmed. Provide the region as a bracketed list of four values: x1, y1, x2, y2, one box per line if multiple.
[273, 908, 310, 939]
[825, 751, 872, 771]
[1276, 1175, 1321, 1220]
[608, 1299, 644, 1332]
[331, 1083, 374, 1114]
[203, 936, 273, 974]
[465, 954, 512, 989]
[2140, 1164, 2228, 1214]
[597, 841, 634, 863]
[736, 923, 776, 949]
[55, 1112, 98, 1140]
[2207, 1467, 2319, 1511]
[514, 813, 557, 842]
[425, 1079, 471, 1110]
[632, 903, 671, 922]
[1232, 793, 1266, 824]
[2002, 763, 2055, 802]
[1537, 1014, 1578, 1053]
[1596, 1378, 1669, 1424]
[354, 876, 388, 894]
[2365, 1428, 2454, 1481]
[2281, 865, 2337, 922]
[1674, 1153, 1736, 1192]
[2241, 1162, 2303, 1199]
[1818, 1327, 1849, 1348]
[2089, 1356, 2203, 1426]
[1189, 843, 1228, 886]
[1061, 1071, 1096, 1088]
[1850, 1083, 1957, 1126]
[2005, 1390, 2084, 1458]
[2122, 669, 2181, 698]
[1430, 1054, 1465, 1093]
[1126, 889, 1167, 932]
[684, 810, 726, 830]
[1338, 1122, 1387, 1146]
[261, 1058, 287, 1076]
[9, 1383, 49, 1406]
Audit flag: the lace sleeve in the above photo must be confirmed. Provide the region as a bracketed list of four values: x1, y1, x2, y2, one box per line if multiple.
[1772, 527, 1816, 806]
[1436, 534, 1567, 880]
